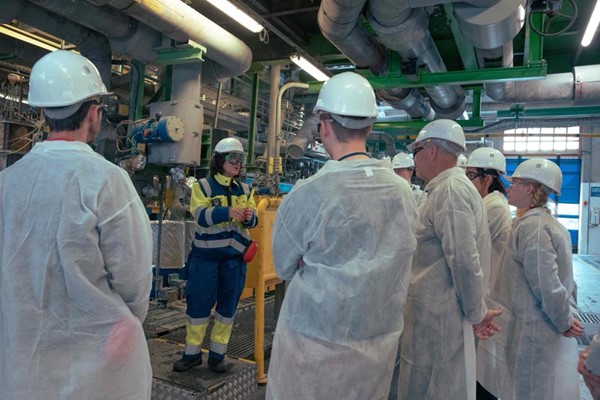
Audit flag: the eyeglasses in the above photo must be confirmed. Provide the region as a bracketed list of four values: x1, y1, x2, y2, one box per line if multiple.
[412, 147, 425, 157]
[225, 153, 245, 166]
[466, 171, 484, 181]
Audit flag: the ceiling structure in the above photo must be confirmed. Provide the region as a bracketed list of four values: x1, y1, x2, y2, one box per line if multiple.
[1, 0, 600, 137]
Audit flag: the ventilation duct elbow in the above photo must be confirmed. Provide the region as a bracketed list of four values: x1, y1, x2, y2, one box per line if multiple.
[287, 115, 320, 159]
[318, 0, 387, 75]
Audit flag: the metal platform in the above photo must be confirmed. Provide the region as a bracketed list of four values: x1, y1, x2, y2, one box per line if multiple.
[149, 339, 256, 400]
[143, 296, 277, 399]
[159, 299, 277, 360]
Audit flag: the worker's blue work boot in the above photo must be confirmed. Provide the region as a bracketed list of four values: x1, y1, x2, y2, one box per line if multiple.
[208, 357, 227, 373]
[172, 354, 202, 372]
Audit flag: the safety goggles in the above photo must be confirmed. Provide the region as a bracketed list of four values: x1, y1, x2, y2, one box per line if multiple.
[466, 171, 484, 181]
[225, 153, 245, 166]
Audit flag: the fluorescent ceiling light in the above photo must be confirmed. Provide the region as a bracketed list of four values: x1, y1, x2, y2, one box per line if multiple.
[205, 0, 264, 33]
[289, 54, 330, 82]
[582, 0, 600, 47]
[0, 25, 62, 52]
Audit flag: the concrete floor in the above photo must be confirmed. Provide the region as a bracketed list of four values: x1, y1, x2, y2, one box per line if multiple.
[244, 254, 600, 400]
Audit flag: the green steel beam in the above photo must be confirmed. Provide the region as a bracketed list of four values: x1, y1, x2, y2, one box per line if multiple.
[131, 60, 146, 122]
[443, 3, 478, 70]
[497, 106, 600, 118]
[525, 13, 544, 64]
[307, 62, 547, 91]
[374, 119, 484, 131]
[155, 41, 206, 66]
[471, 87, 482, 119]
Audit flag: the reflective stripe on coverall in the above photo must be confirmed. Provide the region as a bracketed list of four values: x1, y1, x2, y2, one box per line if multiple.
[184, 173, 257, 361]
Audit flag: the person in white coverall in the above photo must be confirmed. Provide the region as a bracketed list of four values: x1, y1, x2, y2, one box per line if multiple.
[0, 51, 153, 400]
[464, 147, 512, 400]
[477, 158, 584, 400]
[266, 72, 419, 400]
[464, 147, 512, 292]
[392, 151, 427, 208]
[398, 119, 502, 400]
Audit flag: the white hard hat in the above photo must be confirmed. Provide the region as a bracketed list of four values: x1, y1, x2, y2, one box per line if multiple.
[392, 152, 414, 169]
[28, 50, 111, 107]
[313, 72, 378, 118]
[509, 158, 562, 195]
[214, 137, 245, 154]
[407, 119, 466, 152]
[457, 154, 468, 167]
[465, 147, 506, 174]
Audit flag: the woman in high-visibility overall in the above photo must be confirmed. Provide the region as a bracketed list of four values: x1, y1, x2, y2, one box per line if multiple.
[173, 137, 258, 373]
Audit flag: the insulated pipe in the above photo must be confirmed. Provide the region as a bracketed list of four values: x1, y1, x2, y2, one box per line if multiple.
[484, 66, 600, 104]
[368, 3, 466, 119]
[378, 88, 435, 121]
[26, 0, 161, 63]
[318, 0, 387, 75]
[453, 0, 525, 50]
[28, 0, 132, 38]
[276, 81, 310, 142]
[480, 42, 514, 101]
[13, 1, 113, 88]
[266, 65, 281, 174]
[86, 0, 252, 78]
[0, 36, 49, 66]
[287, 114, 319, 159]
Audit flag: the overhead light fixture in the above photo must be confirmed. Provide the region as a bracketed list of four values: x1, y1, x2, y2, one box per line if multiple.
[582, 0, 600, 46]
[289, 54, 330, 82]
[204, 0, 264, 33]
[0, 25, 62, 52]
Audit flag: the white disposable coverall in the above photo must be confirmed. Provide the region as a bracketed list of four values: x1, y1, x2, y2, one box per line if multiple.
[477, 207, 580, 400]
[266, 159, 418, 400]
[411, 183, 428, 209]
[0, 141, 153, 400]
[483, 191, 511, 291]
[398, 167, 491, 400]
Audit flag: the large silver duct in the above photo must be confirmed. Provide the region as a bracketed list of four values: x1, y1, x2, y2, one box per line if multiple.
[85, 0, 252, 79]
[27, 0, 161, 63]
[368, 1, 466, 119]
[379, 87, 435, 120]
[453, 0, 600, 105]
[486, 66, 600, 105]
[317, 0, 387, 75]
[317, 0, 434, 120]
[1, 0, 112, 87]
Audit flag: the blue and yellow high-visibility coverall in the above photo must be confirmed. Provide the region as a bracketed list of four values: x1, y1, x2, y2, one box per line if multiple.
[183, 173, 258, 362]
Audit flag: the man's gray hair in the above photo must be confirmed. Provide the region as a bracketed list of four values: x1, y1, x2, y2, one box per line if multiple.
[428, 138, 463, 157]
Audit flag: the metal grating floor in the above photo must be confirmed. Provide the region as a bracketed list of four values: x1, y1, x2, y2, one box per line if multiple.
[161, 299, 277, 361]
[577, 312, 600, 347]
